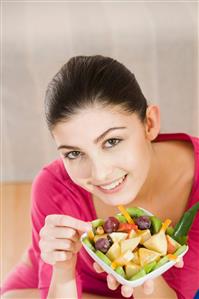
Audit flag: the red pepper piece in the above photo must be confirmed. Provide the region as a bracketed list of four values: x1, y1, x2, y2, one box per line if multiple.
[117, 223, 138, 232]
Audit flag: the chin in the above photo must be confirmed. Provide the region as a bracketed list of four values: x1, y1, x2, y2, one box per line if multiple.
[101, 194, 136, 206]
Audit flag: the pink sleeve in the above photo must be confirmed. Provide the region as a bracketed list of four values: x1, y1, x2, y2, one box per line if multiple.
[1, 166, 83, 299]
[30, 167, 83, 298]
[162, 135, 199, 299]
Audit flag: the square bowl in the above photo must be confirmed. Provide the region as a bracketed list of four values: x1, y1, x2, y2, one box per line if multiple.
[80, 207, 188, 287]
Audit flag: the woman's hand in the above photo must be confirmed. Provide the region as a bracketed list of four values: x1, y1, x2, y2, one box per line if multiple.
[39, 214, 91, 268]
[93, 258, 184, 298]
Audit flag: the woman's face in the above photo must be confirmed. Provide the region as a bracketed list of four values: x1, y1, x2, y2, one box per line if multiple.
[52, 105, 155, 206]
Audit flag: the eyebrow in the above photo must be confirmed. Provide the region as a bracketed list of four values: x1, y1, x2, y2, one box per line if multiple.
[57, 126, 127, 150]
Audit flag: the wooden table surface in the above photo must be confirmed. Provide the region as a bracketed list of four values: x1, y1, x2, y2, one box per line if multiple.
[1, 182, 32, 283]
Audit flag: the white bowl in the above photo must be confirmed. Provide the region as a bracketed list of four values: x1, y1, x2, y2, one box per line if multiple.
[80, 208, 188, 287]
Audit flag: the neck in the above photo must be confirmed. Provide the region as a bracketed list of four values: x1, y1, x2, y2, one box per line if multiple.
[133, 142, 165, 206]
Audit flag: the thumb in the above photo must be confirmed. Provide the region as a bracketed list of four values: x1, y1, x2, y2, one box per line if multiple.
[77, 221, 92, 236]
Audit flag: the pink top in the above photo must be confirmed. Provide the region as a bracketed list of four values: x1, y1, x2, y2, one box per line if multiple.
[1, 133, 199, 299]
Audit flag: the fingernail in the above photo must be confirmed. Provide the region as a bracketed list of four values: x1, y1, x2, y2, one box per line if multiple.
[144, 280, 154, 295]
[107, 275, 118, 290]
[107, 275, 114, 282]
[176, 260, 184, 268]
[122, 285, 133, 298]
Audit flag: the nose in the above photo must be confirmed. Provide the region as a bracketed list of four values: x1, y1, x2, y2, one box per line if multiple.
[90, 158, 113, 185]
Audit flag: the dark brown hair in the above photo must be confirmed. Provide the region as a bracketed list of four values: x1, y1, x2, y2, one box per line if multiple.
[45, 55, 148, 131]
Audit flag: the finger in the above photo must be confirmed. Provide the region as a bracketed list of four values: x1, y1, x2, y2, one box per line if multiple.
[39, 238, 78, 253]
[121, 285, 134, 298]
[107, 274, 120, 291]
[93, 262, 104, 273]
[74, 240, 82, 253]
[40, 226, 79, 242]
[53, 239, 76, 252]
[45, 215, 91, 232]
[175, 257, 184, 268]
[51, 227, 79, 242]
[142, 279, 154, 295]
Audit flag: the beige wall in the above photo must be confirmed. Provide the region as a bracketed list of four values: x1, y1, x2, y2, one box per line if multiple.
[2, 1, 198, 182]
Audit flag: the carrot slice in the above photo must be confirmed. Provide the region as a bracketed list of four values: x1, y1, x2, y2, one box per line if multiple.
[167, 254, 178, 261]
[161, 219, 172, 232]
[117, 205, 135, 224]
[111, 261, 118, 269]
[88, 230, 95, 240]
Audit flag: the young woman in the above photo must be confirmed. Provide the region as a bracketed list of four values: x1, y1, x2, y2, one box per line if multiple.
[1, 55, 199, 299]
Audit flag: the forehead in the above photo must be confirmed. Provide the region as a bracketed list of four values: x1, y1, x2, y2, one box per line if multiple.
[52, 105, 140, 143]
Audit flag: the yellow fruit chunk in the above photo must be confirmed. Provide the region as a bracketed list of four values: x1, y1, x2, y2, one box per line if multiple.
[111, 261, 118, 270]
[138, 229, 151, 244]
[106, 242, 121, 261]
[128, 229, 137, 238]
[109, 232, 128, 243]
[96, 226, 104, 235]
[131, 251, 140, 265]
[125, 262, 141, 279]
[139, 248, 161, 266]
[143, 230, 167, 255]
[112, 250, 134, 268]
[120, 237, 141, 254]
[117, 205, 135, 224]
[88, 230, 95, 240]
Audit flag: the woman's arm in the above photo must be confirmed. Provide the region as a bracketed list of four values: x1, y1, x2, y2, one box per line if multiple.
[47, 258, 78, 299]
[133, 275, 177, 299]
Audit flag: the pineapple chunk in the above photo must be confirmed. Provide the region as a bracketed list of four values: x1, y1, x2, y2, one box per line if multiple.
[109, 232, 128, 243]
[131, 251, 140, 265]
[113, 250, 134, 266]
[120, 237, 141, 254]
[138, 229, 151, 244]
[128, 229, 137, 238]
[143, 230, 167, 255]
[106, 242, 121, 261]
[139, 248, 161, 266]
[125, 262, 141, 279]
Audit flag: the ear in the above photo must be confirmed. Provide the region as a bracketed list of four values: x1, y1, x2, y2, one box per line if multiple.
[144, 105, 160, 141]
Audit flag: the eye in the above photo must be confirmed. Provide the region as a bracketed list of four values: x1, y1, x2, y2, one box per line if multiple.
[104, 138, 122, 148]
[63, 151, 81, 160]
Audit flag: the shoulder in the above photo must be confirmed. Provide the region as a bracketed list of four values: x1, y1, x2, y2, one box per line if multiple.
[156, 132, 199, 172]
[156, 133, 199, 204]
[31, 159, 69, 198]
[31, 159, 90, 216]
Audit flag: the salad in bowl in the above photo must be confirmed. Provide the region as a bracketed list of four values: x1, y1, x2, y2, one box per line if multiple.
[81, 203, 199, 287]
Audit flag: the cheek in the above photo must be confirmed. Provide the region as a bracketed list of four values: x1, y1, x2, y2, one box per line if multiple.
[63, 160, 90, 180]
[125, 142, 151, 177]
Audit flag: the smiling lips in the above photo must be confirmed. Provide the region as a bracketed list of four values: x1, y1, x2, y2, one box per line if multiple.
[96, 174, 128, 194]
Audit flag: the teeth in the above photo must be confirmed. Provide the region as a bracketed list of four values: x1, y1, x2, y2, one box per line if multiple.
[99, 175, 126, 190]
